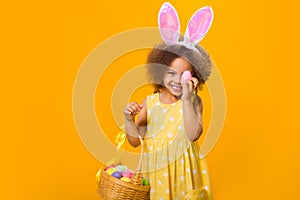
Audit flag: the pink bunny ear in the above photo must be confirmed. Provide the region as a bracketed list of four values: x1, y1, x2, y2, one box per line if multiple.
[158, 2, 180, 44]
[184, 6, 213, 45]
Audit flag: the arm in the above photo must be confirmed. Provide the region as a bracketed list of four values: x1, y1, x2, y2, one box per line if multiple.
[181, 77, 203, 142]
[123, 99, 147, 147]
[182, 95, 203, 141]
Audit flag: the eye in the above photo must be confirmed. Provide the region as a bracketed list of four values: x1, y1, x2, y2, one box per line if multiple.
[167, 71, 176, 75]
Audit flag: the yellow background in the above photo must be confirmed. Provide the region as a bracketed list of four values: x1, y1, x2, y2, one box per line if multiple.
[1, 0, 300, 199]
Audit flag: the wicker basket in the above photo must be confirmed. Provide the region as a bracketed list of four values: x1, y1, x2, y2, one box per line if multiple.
[97, 135, 150, 200]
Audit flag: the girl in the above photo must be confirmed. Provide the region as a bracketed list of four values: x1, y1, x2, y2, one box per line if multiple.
[123, 3, 214, 199]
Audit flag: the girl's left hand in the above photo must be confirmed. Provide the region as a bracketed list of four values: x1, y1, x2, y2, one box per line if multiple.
[181, 77, 199, 100]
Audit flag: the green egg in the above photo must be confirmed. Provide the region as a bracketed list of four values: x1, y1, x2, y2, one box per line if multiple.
[142, 178, 149, 186]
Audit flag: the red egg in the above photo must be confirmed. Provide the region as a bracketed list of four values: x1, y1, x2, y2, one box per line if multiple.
[104, 164, 115, 171]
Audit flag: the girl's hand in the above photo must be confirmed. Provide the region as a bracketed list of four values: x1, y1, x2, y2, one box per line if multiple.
[181, 77, 199, 101]
[123, 102, 143, 121]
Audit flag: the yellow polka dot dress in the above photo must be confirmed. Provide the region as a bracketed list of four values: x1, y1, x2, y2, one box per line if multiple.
[141, 93, 213, 200]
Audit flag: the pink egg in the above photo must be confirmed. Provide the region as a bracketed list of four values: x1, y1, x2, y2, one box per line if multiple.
[182, 70, 192, 80]
[121, 170, 133, 178]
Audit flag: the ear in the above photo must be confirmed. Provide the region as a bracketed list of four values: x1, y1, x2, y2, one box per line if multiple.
[184, 6, 213, 45]
[158, 2, 180, 44]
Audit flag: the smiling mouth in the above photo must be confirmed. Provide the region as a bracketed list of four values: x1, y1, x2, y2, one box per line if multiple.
[171, 85, 182, 91]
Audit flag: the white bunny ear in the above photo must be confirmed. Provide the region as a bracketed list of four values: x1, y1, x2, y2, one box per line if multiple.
[158, 2, 180, 44]
[184, 6, 214, 45]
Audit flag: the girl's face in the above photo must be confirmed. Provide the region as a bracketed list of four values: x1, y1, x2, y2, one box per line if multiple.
[163, 57, 192, 97]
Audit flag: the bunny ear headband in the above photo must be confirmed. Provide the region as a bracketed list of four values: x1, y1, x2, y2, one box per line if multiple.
[158, 2, 214, 52]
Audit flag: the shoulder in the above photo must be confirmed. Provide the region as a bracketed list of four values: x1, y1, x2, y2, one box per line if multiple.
[145, 93, 159, 105]
[146, 93, 158, 100]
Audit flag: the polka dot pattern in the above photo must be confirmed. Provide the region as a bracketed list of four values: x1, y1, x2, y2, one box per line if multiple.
[169, 116, 175, 122]
[204, 185, 209, 190]
[178, 125, 183, 131]
[142, 93, 213, 200]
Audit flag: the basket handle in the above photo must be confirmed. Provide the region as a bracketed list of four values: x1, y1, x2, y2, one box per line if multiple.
[96, 127, 126, 184]
[136, 135, 144, 172]
[109, 127, 145, 172]
[96, 128, 145, 185]
[105, 126, 127, 166]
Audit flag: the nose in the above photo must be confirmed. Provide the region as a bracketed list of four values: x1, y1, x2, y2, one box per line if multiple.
[174, 73, 181, 83]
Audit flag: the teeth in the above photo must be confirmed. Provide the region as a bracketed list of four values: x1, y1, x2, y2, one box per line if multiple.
[171, 85, 182, 90]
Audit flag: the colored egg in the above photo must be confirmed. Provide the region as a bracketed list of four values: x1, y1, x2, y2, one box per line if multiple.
[120, 177, 131, 182]
[114, 165, 123, 171]
[142, 178, 149, 186]
[121, 170, 133, 178]
[104, 165, 115, 171]
[115, 165, 128, 172]
[111, 171, 122, 179]
[106, 168, 116, 175]
[182, 70, 192, 80]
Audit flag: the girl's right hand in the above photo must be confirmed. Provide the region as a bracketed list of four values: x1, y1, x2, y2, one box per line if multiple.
[123, 102, 143, 121]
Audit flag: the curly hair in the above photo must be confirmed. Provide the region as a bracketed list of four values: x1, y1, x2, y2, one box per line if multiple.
[146, 42, 212, 93]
